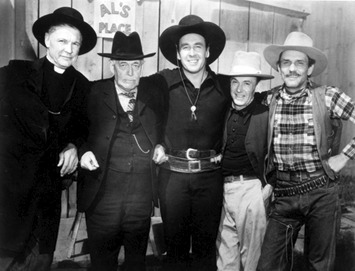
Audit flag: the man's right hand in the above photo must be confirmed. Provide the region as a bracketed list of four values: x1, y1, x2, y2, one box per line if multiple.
[80, 151, 100, 171]
[153, 144, 169, 164]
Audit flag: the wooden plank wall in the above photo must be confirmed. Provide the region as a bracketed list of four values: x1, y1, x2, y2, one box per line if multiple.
[4, 0, 309, 87]
[0, 0, 15, 65]
[304, 1, 355, 176]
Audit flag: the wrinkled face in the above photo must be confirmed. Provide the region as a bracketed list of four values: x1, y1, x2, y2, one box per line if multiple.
[177, 33, 210, 75]
[230, 76, 258, 110]
[278, 50, 314, 93]
[45, 25, 82, 70]
[111, 60, 143, 91]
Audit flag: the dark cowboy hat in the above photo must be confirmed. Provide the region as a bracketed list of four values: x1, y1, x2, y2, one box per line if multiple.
[159, 15, 226, 65]
[98, 31, 156, 60]
[264, 32, 328, 77]
[32, 7, 97, 55]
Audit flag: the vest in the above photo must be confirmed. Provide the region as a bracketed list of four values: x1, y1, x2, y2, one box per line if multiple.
[109, 96, 152, 173]
[266, 85, 342, 180]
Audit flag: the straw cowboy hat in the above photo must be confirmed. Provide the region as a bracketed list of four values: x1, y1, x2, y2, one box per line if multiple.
[159, 15, 226, 65]
[32, 7, 97, 55]
[98, 31, 156, 60]
[263, 31, 328, 77]
[220, 51, 274, 80]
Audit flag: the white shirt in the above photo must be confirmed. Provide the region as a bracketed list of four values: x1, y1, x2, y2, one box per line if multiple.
[114, 81, 137, 112]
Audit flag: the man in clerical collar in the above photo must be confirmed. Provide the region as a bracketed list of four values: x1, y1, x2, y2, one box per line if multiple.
[0, 7, 97, 270]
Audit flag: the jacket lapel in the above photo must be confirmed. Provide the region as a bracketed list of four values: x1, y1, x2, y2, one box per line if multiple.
[103, 78, 118, 114]
[136, 83, 150, 115]
[26, 58, 45, 97]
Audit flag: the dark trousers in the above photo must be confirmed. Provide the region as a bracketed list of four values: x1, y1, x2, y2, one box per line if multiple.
[86, 170, 153, 271]
[257, 180, 340, 271]
[158, 168, 223, 271]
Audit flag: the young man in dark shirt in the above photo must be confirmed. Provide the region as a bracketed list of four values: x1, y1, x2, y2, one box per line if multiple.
[152, 15, 230, 271]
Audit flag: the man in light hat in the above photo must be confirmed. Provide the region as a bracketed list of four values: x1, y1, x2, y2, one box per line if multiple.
[216, 51, 275, 271]
[0, 7, 97, 270]
[77, 31, 165, 271]
[257, 31, 355, 271]
[151, 14, 230, 271]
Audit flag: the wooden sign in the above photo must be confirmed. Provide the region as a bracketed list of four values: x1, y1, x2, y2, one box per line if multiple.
[94, 0, 136, 38]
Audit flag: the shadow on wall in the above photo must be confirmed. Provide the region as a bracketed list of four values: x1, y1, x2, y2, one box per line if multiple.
[0, 0, 37, 67]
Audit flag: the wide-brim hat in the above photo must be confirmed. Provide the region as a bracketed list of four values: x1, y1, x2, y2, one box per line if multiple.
[220, 51, 274, 80]
[32, 7, 97, 55]
[159, 15, 226, 65]
[98, 31, 156, 60]
[263, 31, 328, 77]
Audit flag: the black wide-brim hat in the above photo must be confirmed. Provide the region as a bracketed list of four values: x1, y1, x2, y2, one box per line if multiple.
[159, 15, 226, 66]
[32, 7, 97, 55]
[98, 31, 156, 60]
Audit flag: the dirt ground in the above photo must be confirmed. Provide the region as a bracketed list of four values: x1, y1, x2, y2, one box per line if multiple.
[51, 207, 355, 271]
[52, 175, 355, 271]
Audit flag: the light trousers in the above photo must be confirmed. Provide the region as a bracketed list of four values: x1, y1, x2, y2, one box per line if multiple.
[217, 178, 267, 271]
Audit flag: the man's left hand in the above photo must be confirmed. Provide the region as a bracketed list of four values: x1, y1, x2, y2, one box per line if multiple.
[58, 143, 78, 177]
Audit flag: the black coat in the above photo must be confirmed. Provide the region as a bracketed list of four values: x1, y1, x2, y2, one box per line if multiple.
[77, 77, 166, 212]
[0, 58, 90, 253]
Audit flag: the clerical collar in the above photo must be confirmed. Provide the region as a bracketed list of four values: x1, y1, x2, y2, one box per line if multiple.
[45, 56, 65, 74]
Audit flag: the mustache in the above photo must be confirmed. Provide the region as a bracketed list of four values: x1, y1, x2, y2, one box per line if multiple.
[286, 72, 301, 77]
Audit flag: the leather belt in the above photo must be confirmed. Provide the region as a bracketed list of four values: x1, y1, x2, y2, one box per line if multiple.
[166, 148, 216, 159]
[160, 154, 221, 173]
[274, 175, 328, 197]
[276, 168, 325, 182]
[224, 175, 257, 183]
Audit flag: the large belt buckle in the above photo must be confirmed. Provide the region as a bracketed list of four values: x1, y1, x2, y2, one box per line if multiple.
[186, 148, 197, 160]
[188, 160, 201, 172]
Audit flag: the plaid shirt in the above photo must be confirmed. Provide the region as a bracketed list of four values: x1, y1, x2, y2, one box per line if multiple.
[270, 80, 355, 172]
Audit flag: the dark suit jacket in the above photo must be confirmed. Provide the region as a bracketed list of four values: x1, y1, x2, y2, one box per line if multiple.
[0, 58, 90, 253]
[77, 77, 166, 212]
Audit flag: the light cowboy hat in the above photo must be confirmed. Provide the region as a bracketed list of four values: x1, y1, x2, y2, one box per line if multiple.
[220, 51, 274, 80]
[98, 31, 156, 60]
[263, 31, 328, 77]
[159, 15, 226, 65]
[32, 7, 97, 55]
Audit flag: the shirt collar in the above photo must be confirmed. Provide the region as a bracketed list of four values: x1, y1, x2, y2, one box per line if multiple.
[114, 81, 137, 97]
[278, 79, 312, 103]
[230, 99, 256, 124]
[166, 66, 223, 94]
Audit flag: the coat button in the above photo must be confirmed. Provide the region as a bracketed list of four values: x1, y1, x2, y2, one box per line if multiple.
[106, 136, 110, 140]
[113, 115, 116, 119]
